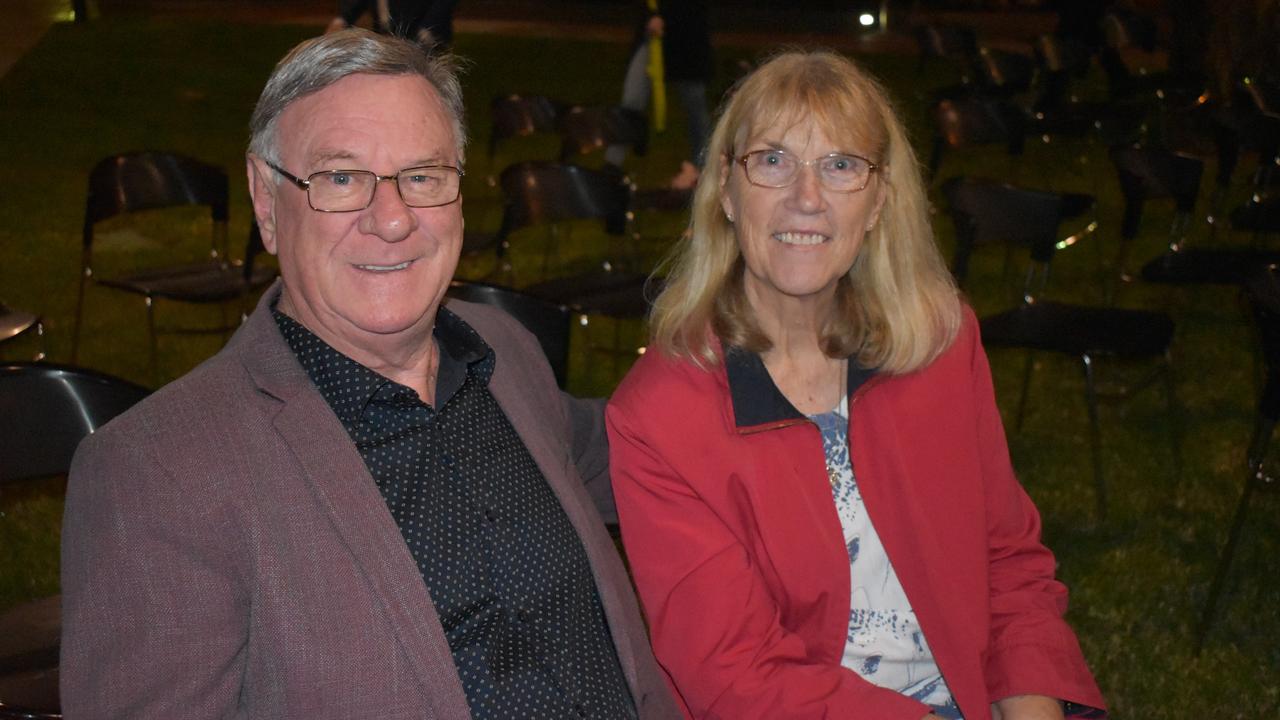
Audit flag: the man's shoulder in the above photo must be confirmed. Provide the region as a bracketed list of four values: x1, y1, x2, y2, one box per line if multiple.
[87, 343, 262, 451]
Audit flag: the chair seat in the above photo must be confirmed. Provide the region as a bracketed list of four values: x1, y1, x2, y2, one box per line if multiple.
[0, 307, 39, 343]
[0, 666, 60, 718]
[0, 594, 60, 717]
[980, 301, 1174, 357]
[1141, 248, 1280, 286]
[98, 262, 276, 303]
[525, 271, 656, 318]
[0, 595, 59, 673]
[631, 187, 693, 213]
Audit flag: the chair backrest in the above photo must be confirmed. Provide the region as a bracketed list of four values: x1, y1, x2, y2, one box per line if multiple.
[557, 105, 648, 161]
[82, 151, 230, 269]
[496, 161, 632, 240]
[944, 177, 1065, 260]
[943, 177, 1069, 291]
[914, 24, 978, 62]
[1110, 145, 1205, 240]
[445, 281, 571, 388]
[933, 96, 1027, 153]
[0, 362, 149, 483]
[974, 47, 1036, 96]
[929, 96, 1026, 179]
[489, 93, 563, 159]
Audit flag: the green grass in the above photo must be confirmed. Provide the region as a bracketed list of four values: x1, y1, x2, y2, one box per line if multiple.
[1, 17, 1278, 718]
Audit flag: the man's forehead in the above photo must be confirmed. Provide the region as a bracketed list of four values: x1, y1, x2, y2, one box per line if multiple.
[277, 73, 456, 164]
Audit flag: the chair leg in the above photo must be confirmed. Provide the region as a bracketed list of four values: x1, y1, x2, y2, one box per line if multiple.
[1015, 349, 1035, 432]
[71, 271, 88, 363]
[1194, 415, 1273, 654]
[1163, 351, 1184, 482]
[1081, 353, 1107, 520]
[146, 296, 159, 383]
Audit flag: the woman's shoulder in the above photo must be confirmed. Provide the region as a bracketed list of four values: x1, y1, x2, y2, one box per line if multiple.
[610, 344, 728, 417]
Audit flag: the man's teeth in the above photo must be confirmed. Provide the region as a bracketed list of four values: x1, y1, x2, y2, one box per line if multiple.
[356, 261, 412, 272]
[773, 232, 828, 245]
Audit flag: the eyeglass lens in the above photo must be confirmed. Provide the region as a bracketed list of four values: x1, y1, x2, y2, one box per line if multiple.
[743, 150, 872, 192]
[307, 167, 460, 211]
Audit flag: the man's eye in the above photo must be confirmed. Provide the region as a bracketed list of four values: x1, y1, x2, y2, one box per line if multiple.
[327, 173, 353, 186]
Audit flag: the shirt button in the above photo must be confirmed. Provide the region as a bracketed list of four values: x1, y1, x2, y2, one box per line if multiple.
[440, 454, 454, 467]
[516, 607, 532, 623]
[573, 702, 586, 717]
[853, 632, 873, 647]
[483, 507, 499, 523]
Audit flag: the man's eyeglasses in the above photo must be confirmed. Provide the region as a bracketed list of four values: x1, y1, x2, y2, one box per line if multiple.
[266, 161, 464, 212]
[734, 149, 879, 193]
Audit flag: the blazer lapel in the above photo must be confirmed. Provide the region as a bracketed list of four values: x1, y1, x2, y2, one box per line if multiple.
[232, 284, 472, 720]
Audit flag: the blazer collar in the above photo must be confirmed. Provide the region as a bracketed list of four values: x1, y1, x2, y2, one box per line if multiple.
[724, 343, 877, 432]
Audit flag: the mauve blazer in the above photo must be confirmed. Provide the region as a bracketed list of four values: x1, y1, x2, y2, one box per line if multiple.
[61, 282, 680, 720]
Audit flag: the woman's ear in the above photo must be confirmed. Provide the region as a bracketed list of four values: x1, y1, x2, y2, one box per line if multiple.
[719, 158, 736, 223]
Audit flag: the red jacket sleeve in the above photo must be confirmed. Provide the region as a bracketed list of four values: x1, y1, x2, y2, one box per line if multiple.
[964, 314, 1108, 711]
[607, 360, 931, 720]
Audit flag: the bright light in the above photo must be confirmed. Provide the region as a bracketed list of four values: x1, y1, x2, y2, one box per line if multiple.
[858, 13, 875, 27]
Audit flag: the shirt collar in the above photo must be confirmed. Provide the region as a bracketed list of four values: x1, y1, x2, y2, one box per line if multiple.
[272, 303, 493, 423]
[724, 345, 877, 431]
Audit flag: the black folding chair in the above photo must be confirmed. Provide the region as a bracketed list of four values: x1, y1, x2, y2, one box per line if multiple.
[948, 179, 1179, 520]
[72, 152, 276, 379]
[445, 280, 571, 388]
[1195, 264, 1280, 653]
[928, 96, 1026, 181]
[0, 362, 150, 720]
[488, 93, 563, 162]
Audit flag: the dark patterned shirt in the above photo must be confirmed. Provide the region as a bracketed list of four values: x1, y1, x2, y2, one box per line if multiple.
[273, 306, 635, 720]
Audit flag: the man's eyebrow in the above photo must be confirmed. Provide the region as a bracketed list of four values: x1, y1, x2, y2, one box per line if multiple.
[309, 149, 359, 166]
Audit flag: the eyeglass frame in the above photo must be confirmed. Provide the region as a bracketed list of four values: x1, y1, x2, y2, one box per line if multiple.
[265, 161, 465, 212]
[732, 149, 881, 193]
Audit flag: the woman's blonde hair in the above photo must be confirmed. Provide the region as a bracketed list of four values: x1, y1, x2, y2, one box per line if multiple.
[649, 49, 961, 375]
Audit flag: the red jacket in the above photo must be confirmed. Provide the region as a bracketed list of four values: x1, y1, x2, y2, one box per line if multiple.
[607, 309, 1106, 720]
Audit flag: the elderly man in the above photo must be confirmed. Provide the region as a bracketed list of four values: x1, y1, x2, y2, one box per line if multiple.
[61, 29, 677, 720]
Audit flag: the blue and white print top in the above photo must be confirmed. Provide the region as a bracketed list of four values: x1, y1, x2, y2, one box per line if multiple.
[810, 397, 964, 720]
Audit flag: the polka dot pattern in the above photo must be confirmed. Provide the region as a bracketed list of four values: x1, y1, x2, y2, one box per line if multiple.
[274, 307, 636, 720]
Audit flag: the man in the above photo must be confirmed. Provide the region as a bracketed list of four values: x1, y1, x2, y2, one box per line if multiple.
[61, 29, 678, 720]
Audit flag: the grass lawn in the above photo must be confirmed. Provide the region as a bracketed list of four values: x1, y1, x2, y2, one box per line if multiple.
[1, 16, 1277, 718]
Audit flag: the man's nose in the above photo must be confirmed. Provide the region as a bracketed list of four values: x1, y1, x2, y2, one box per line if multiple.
[359, 177, 416, 242]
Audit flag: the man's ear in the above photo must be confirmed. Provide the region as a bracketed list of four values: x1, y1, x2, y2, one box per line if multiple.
[246, 154, 279, 255]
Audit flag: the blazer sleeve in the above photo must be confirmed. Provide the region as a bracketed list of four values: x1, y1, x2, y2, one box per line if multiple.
[61, 425, 248, 720]
[567, 394, 615, 524]
[965, 317, 1108, 712]
[608, 389, 931, 720]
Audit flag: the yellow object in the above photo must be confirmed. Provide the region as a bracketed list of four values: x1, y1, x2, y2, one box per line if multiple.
[646, 0, 667, 132]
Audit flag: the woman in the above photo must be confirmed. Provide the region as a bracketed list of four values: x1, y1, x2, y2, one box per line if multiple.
[606, 51, 1107, 720]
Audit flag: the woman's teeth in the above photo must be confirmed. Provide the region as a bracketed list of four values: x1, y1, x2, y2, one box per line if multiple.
[773, 232, 828, 246]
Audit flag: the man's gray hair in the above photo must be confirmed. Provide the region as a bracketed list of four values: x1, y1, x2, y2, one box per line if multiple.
[248, 28, 467, 166]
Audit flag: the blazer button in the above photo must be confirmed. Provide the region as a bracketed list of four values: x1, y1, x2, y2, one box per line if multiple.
[517, 607, 532, 623]
[483, 507, 499, 523]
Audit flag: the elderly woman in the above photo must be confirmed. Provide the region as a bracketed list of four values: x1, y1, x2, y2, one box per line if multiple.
[606, 51, 1107, 720]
